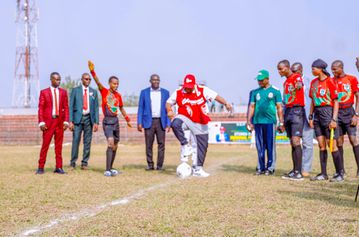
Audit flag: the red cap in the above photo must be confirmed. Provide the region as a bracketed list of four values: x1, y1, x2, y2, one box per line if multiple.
[183, 74, 196, 89]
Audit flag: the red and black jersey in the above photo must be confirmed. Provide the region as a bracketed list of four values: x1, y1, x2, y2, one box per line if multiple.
[334, 75, 359, 108]
[309, 77, 338, 107]
[283, 73, 305, 107]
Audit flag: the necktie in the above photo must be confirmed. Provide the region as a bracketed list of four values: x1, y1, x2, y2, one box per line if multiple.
[83, 89, 88, 111]
[54, 88, 59, 116]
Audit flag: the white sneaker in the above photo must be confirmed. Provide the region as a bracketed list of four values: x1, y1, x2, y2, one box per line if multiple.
[181, 144, 193, 162]
[192, 167, 210, 178]
[104, 171, 112, 177]
[110, 169, 121, 176]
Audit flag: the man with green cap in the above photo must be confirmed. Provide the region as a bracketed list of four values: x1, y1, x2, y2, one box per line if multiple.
[247, 70, 284, 175]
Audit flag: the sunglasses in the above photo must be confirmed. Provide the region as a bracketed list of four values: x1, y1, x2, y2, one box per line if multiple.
[83, 78, 91, 81]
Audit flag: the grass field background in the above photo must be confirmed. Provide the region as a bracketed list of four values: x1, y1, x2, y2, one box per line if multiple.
[0, 143, 358, 236]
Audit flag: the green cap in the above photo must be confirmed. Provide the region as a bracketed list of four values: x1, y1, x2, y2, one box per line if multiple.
[256, 70, 269, 81]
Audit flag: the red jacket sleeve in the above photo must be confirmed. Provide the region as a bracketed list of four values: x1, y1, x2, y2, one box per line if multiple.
[38, 90, 45, 123]
[63, 90, 69, 122]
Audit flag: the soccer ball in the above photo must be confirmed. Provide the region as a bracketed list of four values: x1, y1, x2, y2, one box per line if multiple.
[176, 162, 192, 179]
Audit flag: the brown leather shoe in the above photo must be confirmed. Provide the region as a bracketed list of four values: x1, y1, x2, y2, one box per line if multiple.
[302, 171, 310, 177]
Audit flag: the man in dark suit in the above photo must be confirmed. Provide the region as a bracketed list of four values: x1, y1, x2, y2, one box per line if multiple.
[69, 73, 99, 169]
[137, 74, 171, 170]
[37, 72, 69, 174]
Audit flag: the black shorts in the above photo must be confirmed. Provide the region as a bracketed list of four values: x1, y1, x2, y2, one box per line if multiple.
[338, 107, 357, 136]
[102, 116, 120, 142]
[284, 106, 305, 138]
[313, 106, 339, 139]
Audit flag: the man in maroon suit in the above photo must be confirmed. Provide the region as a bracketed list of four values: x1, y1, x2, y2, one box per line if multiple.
[36, 72, 69, 174]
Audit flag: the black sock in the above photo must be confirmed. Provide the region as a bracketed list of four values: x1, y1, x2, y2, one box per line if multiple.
[353, 145, 359, 172]
[332, 150, 342, 175]
[338, 146, 345, 173]
[111, 149, 117, 170]
[338, 146, 344, 163]
[319, 150, 328, 176]
[291, 146, 296, 171]
[294, 145, 303, 173]
[106, 147, 113, 171]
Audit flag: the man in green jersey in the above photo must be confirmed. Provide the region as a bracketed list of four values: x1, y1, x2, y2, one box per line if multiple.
[247, 70, 284, 175]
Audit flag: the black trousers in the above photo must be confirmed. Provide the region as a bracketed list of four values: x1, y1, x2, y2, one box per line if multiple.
[144, 118, 166, 168]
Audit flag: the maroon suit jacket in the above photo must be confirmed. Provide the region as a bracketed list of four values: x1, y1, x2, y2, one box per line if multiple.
[38, 87, 69, 126]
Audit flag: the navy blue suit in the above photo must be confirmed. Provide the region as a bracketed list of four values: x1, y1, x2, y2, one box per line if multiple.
[137, 87, 170, 129]
[137, 87, 170, 169]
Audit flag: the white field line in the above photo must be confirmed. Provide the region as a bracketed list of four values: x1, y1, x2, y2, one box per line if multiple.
[16, 157, 238, 237]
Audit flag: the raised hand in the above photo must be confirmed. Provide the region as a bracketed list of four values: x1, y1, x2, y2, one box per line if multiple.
[88, 60, 95, 72]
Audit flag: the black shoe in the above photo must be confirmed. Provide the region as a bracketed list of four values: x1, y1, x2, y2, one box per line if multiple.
[265, 170, 274, 176]
[145, 167, 154, 171]
[330, 174, 344, 182]
[36, 168, 44, 174]
[54, 168, 66, 174]
[282, 170, 295, 180]
[288, 172, 304, 181]
[310, 173, 328, 181]
[156, 167, 164, 171]
[256, 170, 265, 176]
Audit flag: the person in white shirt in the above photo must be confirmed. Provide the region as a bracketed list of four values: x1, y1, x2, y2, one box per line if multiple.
[137, 74, 171, 170]
[166, 74, 232, 177]
[36, 72, 69, 174]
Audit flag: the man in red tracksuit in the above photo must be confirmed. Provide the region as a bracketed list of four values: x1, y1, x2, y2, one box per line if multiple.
[166, 74, 232, 177]
[36, 72, 69, 174]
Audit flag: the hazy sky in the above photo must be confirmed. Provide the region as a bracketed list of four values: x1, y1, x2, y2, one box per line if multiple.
[1, 0, 358, 107]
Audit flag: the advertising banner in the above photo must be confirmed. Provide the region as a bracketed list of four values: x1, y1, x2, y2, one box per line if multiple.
[208, 121, 290, 144]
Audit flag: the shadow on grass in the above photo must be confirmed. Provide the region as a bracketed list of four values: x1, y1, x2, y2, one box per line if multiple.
[221, 164, 289, 177]
[122, 164, 178, 176]
[287, 181, 359, 201]
[278, 189, 359, 208]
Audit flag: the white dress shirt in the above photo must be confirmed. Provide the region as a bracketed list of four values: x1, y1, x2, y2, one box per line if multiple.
[38, 86, 68, 127]
[51, 86, 60, 116]
[150, 87, 162, 118]
[82, 85, 90, 115]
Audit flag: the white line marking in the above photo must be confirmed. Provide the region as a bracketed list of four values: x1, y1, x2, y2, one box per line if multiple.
[16, 158, 237, 237]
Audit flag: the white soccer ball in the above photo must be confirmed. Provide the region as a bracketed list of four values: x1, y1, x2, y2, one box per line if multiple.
[176, 162, 192, 179]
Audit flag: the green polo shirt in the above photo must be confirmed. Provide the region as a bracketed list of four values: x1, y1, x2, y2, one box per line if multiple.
[250, 85, 282, 124]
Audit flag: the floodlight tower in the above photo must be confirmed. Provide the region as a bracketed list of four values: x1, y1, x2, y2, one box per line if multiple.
[12, 0, 40, 108]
